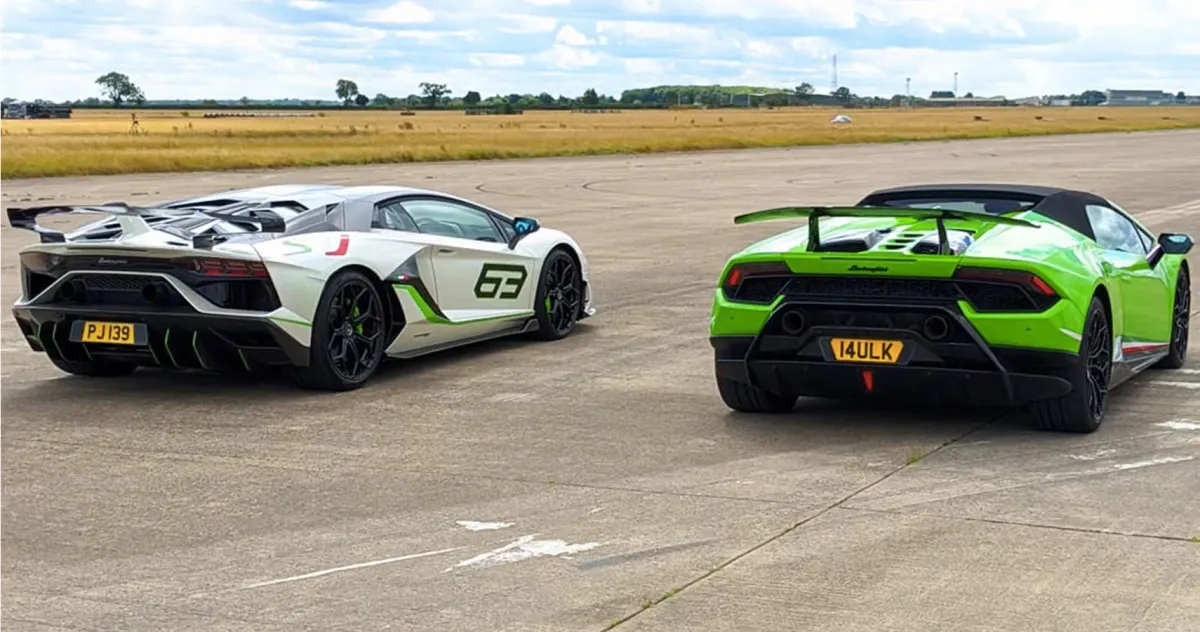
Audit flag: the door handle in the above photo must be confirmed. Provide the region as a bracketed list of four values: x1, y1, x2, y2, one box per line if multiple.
[437, 248, 456, 255]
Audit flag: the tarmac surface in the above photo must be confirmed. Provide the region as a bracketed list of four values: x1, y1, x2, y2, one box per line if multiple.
[3, 129, 1200, 632]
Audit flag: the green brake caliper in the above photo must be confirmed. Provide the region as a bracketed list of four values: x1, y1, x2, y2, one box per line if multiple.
[352, 305, 363, 334]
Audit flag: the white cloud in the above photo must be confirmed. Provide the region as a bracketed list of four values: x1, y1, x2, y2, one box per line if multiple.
[554, 24, 593, 46]
[536, 44, 602, 69]
[469, 53, 526, 67]
[500, 14, 557, 33]
[287, 0, 329, 10]
[365, 0, 433, 24]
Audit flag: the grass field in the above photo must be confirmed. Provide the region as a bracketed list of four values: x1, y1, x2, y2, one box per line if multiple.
[4, 106, 1200, 179]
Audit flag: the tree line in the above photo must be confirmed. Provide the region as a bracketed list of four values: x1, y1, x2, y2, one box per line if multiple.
[5, 71, 1193, 111]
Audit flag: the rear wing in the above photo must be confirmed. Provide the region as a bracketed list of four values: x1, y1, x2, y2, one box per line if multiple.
[733, 205, 1040, 255]
[6, 202, 287, 248]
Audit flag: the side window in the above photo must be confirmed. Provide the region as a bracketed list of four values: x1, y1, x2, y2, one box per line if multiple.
[1086, 205, 1146, 254]
[401, 199, 504, 243]
[373, 201, 418, 232]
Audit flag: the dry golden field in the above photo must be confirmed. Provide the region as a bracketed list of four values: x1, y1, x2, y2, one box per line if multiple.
[3, 106, 1199, 179]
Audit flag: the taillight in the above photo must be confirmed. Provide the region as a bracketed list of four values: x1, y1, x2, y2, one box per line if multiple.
[953, 266, 1057, 297]
[722, 261, 791, 294]
[176, 257, 269, 278]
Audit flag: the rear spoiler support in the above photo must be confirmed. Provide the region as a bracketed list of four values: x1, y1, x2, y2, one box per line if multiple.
[737, 205, 1039, 255]
[6, 202, 286, 248]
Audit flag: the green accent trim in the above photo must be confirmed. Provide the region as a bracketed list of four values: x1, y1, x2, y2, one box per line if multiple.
[237, 349, 251, 372]
[269, 315, 313, 328]
[282, 240, 312, 256]
[393, 284, 533, 326]
[192, 331, 209, 370]
[147, 343, 162, 367]
[163, 328, 179, 367]
[50, 322, 67, 360]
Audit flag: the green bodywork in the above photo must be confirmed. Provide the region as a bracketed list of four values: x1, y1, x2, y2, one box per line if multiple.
[711, 207, 1189, 355]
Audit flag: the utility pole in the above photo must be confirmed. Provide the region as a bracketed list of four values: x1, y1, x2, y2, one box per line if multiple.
[906, 77, 911, 107]
[954, 72, 958, 96]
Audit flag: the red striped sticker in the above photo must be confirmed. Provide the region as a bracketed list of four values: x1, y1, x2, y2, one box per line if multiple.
[326, 235, 349, 256]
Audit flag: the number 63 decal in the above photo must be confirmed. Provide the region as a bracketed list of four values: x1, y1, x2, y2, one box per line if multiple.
[474, 263, 528, 299]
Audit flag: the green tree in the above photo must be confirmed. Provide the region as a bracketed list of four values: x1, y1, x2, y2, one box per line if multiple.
[354, 93, 369, 107]
[463, 90, 481, 106]
[335, 79, 359, 105]
[95, 72, 145, 106]
[795, 82, 814, 95]
[419, 82, 450, 108]
[581, 87, 599, 106]
[833, 86, 852, 101]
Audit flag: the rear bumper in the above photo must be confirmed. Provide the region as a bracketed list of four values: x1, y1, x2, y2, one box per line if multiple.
[12, 304, 310, 371]
[714, 353, 1072, 406]
[712, 320, 1078, 407]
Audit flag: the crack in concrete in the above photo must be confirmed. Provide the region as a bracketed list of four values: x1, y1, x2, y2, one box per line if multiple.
[843, 506, 1199, 544]
[600, 413, 1006, 630]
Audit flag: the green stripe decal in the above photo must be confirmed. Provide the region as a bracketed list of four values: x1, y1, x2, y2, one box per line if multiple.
[163, 328, 178, 367]
[393, 285, 532, 326]
[192, 331, 209, 370]
[268, 316, 313, 328]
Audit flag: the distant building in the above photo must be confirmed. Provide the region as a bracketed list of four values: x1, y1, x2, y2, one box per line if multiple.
[3, 101, 72, 119]
[1012, 96, 1045, 106]
[1100, 89, 1176, 106]
[924, 96, 1010, 107]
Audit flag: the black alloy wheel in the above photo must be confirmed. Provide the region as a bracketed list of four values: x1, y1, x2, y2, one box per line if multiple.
[532, 249, 582, 341]
[1083, 304, 1113, 423]
[293, 270, 388, 391]
[326, 279, 386, 383]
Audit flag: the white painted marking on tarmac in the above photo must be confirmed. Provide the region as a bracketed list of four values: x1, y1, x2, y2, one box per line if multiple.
[444, 534, 601, 571]
[456, 520, 513, 531]
[1174, 368, 1200, 375]
[1156, 420, 1200, 431]
[1066, 448, 1117, 461]
[241, 547, 464, 589]
[1112, 456, 1194, 471]
[1142, 381, 1200, 389]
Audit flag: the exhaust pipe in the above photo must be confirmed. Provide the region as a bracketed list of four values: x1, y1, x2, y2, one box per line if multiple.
[780, 309, 807, 336]
[141, 282, 173, 305]
[58, 278, 88, 302]
[923, 314, 950, 341]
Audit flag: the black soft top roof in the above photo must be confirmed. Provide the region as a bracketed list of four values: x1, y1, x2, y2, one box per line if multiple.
[858, 183, 1112, 240]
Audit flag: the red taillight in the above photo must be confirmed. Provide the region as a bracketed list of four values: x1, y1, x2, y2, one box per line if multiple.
[178, 257, 269, 278]
[722, 261, 790, 292]
[953, 266, 1056, 297]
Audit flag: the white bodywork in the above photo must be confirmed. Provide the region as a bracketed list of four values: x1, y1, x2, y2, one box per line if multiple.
[11, 184, 595, 362]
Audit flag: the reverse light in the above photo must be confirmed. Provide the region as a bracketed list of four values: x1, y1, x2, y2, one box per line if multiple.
[177, 257, 269, 278]
[953, 266, 1057, 297]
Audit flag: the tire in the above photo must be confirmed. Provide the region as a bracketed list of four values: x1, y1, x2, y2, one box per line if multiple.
[48, 355, 137, 378]
[291, 269, 388, 391]
[716, 373, 797, 413]
[1030, 296, 1111, 433]
[1154, 266, 1190, 369]
[529, 248, 583, 341]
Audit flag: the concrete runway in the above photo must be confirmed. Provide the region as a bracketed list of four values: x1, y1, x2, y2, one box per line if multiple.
[3, 130, 1200, 632]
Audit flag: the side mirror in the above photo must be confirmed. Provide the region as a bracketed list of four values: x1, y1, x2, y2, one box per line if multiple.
[1146, 232, 1192, 268]
[1158, 233, 1193, 255]
[508, 217, 540, 249]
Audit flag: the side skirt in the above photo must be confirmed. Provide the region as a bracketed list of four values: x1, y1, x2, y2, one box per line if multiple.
[386, 318, 538, 360]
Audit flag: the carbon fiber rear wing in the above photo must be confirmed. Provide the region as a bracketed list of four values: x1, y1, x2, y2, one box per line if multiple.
[733, 205, 1040, 255]
[6, 202, 287, 247]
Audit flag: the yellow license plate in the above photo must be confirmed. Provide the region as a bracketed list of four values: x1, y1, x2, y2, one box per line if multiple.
[79, 321, 138, 345]
[829, 338, 904, 364]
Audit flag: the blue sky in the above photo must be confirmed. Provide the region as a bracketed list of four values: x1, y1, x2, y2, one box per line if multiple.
[2, 0, 1197, 101]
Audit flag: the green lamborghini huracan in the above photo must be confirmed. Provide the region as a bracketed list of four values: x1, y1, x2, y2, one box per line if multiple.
[710, 183, 1193, 433]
